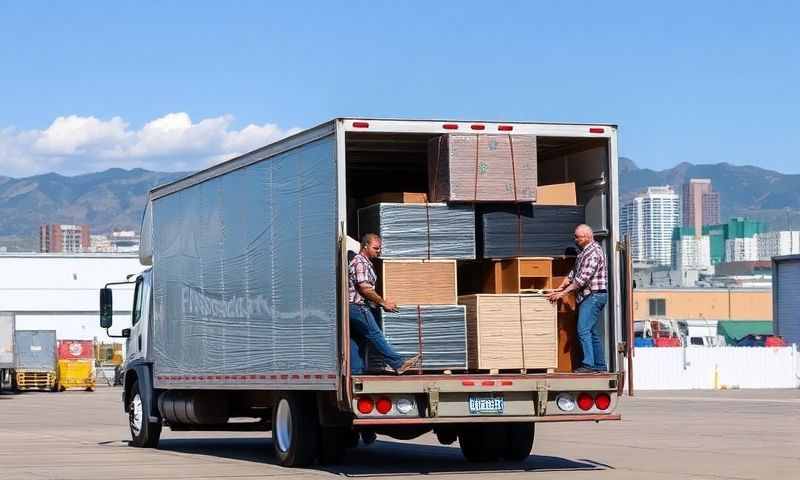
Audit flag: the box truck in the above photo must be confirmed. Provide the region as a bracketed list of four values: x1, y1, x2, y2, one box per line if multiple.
[13, 330, 58, 391]
[0, 312, 14, 391]
[100, 118, 631, 467]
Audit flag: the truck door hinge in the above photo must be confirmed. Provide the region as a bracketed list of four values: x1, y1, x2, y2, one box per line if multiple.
[536, 383, 548, 416]
[425, 385, 440, 417]
[615, 241, 626, 253]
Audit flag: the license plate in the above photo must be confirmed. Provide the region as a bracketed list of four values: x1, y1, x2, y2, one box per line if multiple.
[468, 393, 504, 415]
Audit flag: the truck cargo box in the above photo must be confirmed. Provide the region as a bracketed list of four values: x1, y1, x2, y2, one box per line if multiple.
[14, 330, 57, 371]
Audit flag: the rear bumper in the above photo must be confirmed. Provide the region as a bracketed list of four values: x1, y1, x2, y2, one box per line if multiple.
[353, 413, 621, 425]
[350, 372, 623, 423]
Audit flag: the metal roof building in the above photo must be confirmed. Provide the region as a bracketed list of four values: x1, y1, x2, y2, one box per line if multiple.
[0, 253, 143, 340]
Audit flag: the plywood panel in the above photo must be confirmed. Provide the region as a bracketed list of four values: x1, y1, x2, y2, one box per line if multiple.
[381, 260, 456, 305]
[460, 294, 557, 370]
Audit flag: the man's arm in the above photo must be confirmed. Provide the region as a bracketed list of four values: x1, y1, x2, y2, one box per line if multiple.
[357, 283, 398, 312]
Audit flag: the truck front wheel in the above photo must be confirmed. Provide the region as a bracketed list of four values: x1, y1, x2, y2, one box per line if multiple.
[272, 392, 319, 467]
[128, 380, 161, 448]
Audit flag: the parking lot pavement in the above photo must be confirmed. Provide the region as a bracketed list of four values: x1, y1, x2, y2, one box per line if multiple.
[1, 387, 798, 480]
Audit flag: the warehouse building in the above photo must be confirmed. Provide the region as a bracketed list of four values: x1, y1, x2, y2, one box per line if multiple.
[633, 288, 771, 322]
[0, 253, 142, 340]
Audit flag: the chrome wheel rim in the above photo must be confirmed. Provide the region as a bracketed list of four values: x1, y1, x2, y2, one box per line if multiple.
[130, 393, 143, 437]
[275, 398, 292, 453]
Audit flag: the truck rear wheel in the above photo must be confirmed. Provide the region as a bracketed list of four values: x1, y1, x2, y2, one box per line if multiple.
[458, 424, 504, 462]
[501, 423, 535, 461]
[128, 380, 161, 448]
[272, 392, 319, 467]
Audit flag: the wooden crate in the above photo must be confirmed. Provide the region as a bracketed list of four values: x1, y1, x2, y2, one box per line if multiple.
[379, 259, 457, 305]
[459, 294, 557, 370]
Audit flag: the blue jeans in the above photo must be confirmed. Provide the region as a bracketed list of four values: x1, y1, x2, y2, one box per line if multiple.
[577, 292, 608, 371]
[349, 304, 403, 374]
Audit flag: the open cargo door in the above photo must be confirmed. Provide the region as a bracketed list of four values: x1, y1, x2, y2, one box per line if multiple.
[617, 235, 634, 396]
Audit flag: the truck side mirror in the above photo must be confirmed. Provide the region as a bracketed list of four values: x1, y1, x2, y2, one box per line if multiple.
[100, 288, 113, 328]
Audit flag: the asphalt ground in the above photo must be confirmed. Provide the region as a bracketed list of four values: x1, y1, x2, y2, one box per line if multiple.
[0, 387, 798, 480]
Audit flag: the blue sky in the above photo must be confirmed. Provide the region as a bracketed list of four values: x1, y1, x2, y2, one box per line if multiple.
[0, 1, 797, 176]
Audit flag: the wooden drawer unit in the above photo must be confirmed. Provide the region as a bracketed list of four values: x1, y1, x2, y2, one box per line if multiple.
[501, 257, 553, 292]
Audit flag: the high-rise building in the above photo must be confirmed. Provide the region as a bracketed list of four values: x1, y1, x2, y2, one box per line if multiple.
[700, 218, 766, 263]
[756, 231, 800, 260]
[39, 224, 91, 253]
[672, 226, 712, 270]
[621, 186, 680, 265]
[682, 179, 720, 236]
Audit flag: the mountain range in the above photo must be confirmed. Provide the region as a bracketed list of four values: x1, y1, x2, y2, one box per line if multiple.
[0, 161, 798, 251]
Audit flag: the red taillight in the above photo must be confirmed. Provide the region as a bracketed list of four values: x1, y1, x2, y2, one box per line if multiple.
[481, 380, 495, 386]
[352, 121, 370, 128]
[577, 393, 594, 411]
[589, 127, 605, 133]
[498, 125, 513, 131]
[357, 397, 374, 414]
[470, 124, 486, 130]
[443, 123, 459, 130]
[375, 397, 392, 414]
[462, 380, 475, 386]
[594, 393, 611, 410]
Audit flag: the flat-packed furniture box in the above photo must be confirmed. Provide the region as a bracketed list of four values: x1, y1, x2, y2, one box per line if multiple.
[378, 259, 457, 305]
[358, 203, 476, 259]
[459, 294, 557, 370]
[535, 182, 577, 205]
[427, 134, 538, 203]
[368, 305, 468, 371]
[364, 192, 428, 205]
[477, 204, 585, 258]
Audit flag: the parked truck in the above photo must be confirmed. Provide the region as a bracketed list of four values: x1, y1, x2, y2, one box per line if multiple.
[0, 312, 14, 392]
[100, 118, 630, 467]
[13, 330, 58, 391]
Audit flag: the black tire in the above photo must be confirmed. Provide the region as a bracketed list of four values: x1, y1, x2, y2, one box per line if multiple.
[128, 380, 161, 448]
[271, 392, 319, 467]
[318, 426, 348, 465]
[501, 423, 535, 461]
[458, 425, 504, 462]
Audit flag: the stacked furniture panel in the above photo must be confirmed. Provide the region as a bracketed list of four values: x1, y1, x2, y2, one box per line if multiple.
[459, 294, 557, 370]
[427, 134, 537, 203]
[368, 305, 468, 371]
[477, 204, 585, 258]
[379, 259, 457, 305]
[358, 203, 476, 259]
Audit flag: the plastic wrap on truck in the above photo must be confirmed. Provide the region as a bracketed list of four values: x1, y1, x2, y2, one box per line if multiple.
[150, 135, 339, 387]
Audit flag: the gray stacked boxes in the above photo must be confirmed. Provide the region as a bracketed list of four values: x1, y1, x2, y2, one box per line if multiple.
[14, 330, 57, 371]
[477, 204, 585, 258]
[357, 203, 476, 259]
[368, 305, 468, 371]
[427, 134, 538, 203]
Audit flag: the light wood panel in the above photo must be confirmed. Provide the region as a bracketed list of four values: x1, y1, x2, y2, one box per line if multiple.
[379, 259, 457, 305]
[460, 294, 557, 370]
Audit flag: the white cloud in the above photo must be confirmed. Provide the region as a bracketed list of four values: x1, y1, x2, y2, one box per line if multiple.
[0, 113, 301, 177]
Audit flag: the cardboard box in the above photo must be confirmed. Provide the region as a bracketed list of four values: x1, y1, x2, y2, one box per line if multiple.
[428, 134, 537, 202]
[364, 192, 429, 205]
[459, 294, 557, 370]
[536, 182, 577, 206]
[379, 259, 457, 305]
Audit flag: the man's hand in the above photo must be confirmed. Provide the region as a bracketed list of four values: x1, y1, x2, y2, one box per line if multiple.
[381, 300, 399, 313]
[546, 291, 563, 304]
